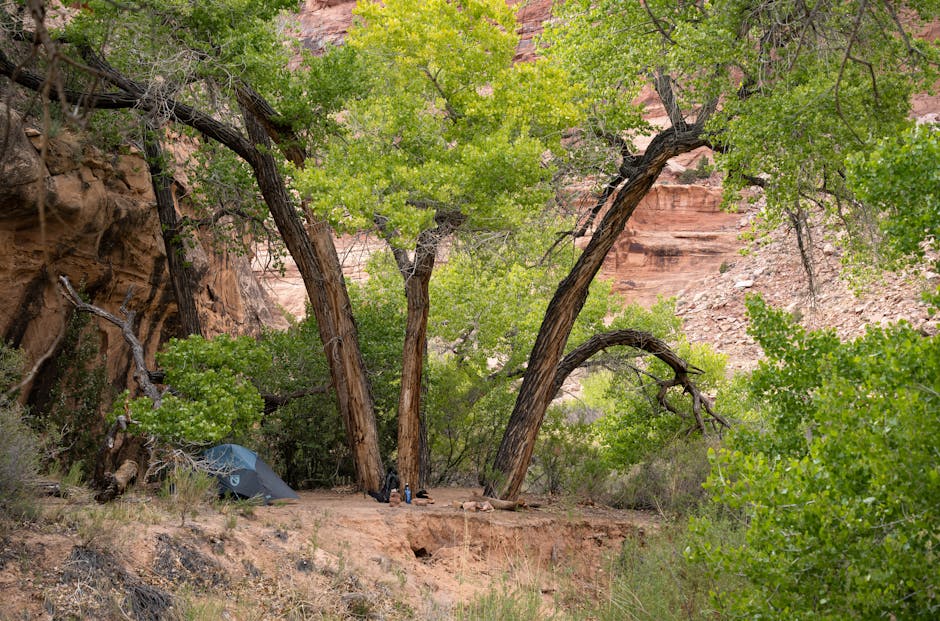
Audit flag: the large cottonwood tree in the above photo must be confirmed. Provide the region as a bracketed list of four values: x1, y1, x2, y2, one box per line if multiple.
[296, 0, 582, 490]
[486, 0, 939, 499]
[0, 0, 385, 490]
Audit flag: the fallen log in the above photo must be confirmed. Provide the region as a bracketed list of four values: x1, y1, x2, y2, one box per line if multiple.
[95, 459, 138, 503]
[470, 492, 529, 511]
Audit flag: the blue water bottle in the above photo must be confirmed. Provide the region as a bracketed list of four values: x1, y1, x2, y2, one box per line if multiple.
[404, 484, 412, 504]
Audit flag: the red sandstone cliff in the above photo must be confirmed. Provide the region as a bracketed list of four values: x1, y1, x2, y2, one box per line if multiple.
[0, 106, 286, 407]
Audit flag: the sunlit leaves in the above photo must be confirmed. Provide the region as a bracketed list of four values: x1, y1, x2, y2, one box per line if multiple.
[847, 123, 940, 271]
[295, 0, 584, 248]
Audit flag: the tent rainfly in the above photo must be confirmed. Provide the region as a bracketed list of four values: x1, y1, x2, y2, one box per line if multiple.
[203, 444, 299, 504]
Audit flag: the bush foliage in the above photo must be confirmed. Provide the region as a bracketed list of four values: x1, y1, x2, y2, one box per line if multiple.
[0, 344, 40, 519]
[122, 335, 267, 444]
[691, 296, 940, 619]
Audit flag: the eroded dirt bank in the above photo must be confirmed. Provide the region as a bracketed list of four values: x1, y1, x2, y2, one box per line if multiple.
[0, 488, 656, 619]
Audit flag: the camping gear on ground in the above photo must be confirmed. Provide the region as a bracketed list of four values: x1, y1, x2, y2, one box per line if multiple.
[368, 467, 400, 503]
[203, 443, 298, 504]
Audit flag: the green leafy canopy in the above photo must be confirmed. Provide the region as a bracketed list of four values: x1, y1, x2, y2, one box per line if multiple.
[847, 123, 940, 273]
[120, 335, 268, 444]
[691, 296, 940, 619]
[549, 0, 940, 240]
[294, 0, 585, 246]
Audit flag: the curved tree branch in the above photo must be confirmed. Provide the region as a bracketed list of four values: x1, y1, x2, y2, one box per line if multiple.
[58, 275, 163, 408]
[0, 48, 141, 110]
[555, 329, 730, 434]
[79, 49, 258, 162]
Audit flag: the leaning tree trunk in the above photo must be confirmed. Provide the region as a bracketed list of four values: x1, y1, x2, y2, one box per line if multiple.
[486, 126, 708, 500]
[236, 86, 384, 493]
[394, 236, 437, 492]
[141, 126, 202, 337]
[241, 109, 384, 492]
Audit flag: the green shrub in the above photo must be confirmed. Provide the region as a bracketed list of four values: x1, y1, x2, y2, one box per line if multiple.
[0, 344, 39, 519]
[528, 406, 607, 498]
[677, 157, 712, 184]
[598, 520, 743, 621]
[38, 309, 111, 475]
[0, 404, 40, 519]
[161, 466, 217, 526]
[453, 586, 543, 621]
[690, 296, 940, 619]
[607, 438, 716, 516]
[121, 334, 267, 444]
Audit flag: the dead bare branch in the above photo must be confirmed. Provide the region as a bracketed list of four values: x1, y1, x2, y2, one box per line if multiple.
[57, 275, 164, 407]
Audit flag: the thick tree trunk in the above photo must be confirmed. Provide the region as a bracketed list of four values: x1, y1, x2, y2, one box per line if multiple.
[241, 109, 384, 492]
[486, 127, 708, 500]
[141, 128, 202, 337]
[395, 240, 436, 491]
[236, 87, 384, 493]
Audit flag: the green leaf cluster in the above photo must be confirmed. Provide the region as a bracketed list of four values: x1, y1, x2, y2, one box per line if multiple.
[61, 0, 366, 249]
[295, 0, 584, 246]
[69, 0, 298, 91]
[691, 296, 940, 618]
[124, 334, 267, 444]
[847, 123, 940, 272]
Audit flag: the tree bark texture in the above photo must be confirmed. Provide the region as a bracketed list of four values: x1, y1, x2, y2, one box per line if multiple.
[486, 127, 709, 500]
[94, 459, 138, 503]
[235, 86, 384, 493]
[141, 128, 203, 337]
[393, 233, 437, 492]
[240, 108, 383, 492]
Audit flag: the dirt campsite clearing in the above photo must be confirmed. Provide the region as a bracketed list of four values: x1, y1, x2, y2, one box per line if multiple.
[0, 487, 659, 619]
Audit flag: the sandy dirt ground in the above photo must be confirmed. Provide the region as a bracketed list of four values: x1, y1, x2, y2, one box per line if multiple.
[0, 487, 658, 620]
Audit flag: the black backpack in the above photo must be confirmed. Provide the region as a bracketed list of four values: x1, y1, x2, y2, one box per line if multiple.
[368, 467, 400, 503]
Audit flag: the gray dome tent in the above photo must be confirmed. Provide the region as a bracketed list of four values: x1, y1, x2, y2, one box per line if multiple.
[204, 444, 298, 504]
